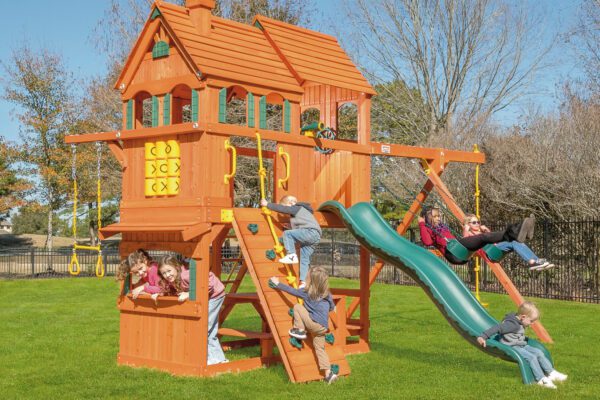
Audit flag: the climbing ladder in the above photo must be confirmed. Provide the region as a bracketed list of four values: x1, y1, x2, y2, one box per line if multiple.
[232, 208, 350, 383]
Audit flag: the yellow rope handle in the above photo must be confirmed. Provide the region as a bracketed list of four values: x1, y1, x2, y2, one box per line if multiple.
[96, 251, 105, 278]
[68, 249, 81, 276]
[256, 133, 297, 288]
[277, 146, 290, 188]
[224, 139, 237, 184]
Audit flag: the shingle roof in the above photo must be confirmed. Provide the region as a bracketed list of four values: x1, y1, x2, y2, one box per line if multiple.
[154, 2, 303, 94]
[254, 15, 375, 95]
[116, 2, 373, 97]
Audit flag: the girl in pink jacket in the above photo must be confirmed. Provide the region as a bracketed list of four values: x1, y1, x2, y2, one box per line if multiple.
[116, 249, 161, 298]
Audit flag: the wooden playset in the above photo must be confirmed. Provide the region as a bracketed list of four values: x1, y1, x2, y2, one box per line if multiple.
[65, 0, 552, 384]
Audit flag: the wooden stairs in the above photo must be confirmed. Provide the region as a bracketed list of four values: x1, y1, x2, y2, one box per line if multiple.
[232, 208, 350, 383]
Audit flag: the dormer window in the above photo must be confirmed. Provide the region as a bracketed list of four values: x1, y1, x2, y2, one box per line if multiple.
[152, 27, 170, 59]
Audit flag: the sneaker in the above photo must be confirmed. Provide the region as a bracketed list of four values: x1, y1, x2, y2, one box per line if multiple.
[298, 281, 306, 289]
[542, 262, 556, 271]
[289, 328, 307, 340]
[529, 260, 550, 271]
[548, 370, 568, 382]
[324, 371, 338, 384]
[279, 254, 299, 264]
[537, 377, 557, 389]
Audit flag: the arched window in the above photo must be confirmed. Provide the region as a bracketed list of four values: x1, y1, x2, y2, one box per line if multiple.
[301, 108, 320, 128]
[132, 91, 152, 129]
[170, 84, 193, 124]
[219, 86, 248, 126]
[337, 102, 358, 141]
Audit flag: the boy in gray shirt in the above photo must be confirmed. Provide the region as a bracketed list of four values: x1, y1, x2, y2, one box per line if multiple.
[477, 301, 567, 389]
[260, 195, 322, 288]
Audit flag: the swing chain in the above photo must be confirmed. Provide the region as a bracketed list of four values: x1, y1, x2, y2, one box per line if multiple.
[96, 142, 102, 180]
[71, 144, 77, 181]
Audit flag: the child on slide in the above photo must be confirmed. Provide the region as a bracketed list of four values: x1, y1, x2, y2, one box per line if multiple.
[477, 301, 567, 389]
[463, 213, 555, 271]
[418, 207, 535, 265]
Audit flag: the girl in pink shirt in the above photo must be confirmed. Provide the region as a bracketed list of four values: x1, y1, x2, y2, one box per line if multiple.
[116, 249, 161, 298]
[155, 256, 228, 365]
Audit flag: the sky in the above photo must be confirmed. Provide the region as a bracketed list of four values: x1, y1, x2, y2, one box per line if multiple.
[0, 0, 587, 144]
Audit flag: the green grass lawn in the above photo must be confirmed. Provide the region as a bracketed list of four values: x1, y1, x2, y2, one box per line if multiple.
[1, 277, 598, 400]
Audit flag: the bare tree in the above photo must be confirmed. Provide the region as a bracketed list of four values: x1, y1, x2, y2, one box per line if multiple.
[344, 0, 553, 138]
[574, 1, 600, 86]
[476, 86, 600, 220]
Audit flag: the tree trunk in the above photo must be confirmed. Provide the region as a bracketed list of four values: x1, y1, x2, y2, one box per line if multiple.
[88, 202, 97, 246]
[46, 201, 53, 251]
[46, 204, 54, 272]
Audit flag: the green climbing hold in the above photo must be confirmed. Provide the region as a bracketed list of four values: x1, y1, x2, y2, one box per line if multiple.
[325, 333, 335, 345]
[278, 236, 284, 244]
[331, 364, 339, 374]
[247, 223, 259, 234]
[289, 337, 303, 349]
[266, 249, 276, 260]
[288, 308, 294, 317]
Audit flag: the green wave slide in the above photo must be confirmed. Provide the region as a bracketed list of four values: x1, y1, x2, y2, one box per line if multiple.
[319, 201, 552, 384]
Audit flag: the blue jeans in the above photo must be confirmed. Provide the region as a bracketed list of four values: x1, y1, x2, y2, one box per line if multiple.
[495, 241, 538, 264]
[513, 345, 553, 381]
[207, 295, 227, 365]
[282, 228, 321, 281]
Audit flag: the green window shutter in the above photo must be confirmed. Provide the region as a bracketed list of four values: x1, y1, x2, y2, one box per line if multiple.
[191, 89, 199, 122]
[219, 88, 227, 123]
[126, 99, 133, 130]
[247, 93, 255, 128]
[123, 275, 130, 295]
[284, 99, 291, 133]
[188, 259, 196, 301]
[163, 94, 171, 126]
[259, 96, 267, 129]
[151, 96, 159, 127]
[152, 41, 169, 59]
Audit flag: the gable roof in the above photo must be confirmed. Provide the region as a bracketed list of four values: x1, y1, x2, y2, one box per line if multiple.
[116, 2, 373, 97]
[117, 1, 303, 95]
[254, 15, 376, 95]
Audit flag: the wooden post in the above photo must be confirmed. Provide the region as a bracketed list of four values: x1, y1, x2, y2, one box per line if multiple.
[193, 234, 211, 371]
[358, 246, 370, 345]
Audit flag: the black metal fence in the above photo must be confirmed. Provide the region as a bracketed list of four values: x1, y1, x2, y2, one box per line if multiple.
[1, 219, 599, 303]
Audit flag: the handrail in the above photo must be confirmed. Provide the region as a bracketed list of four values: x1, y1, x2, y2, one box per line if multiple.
[256, 132, 297, 288]
[224, 139, 237, 184]
[277, 146, 290, 188]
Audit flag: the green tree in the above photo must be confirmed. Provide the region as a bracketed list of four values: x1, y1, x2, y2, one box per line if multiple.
[1, 46, 77, 249]
[11, 204, 53, 235]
